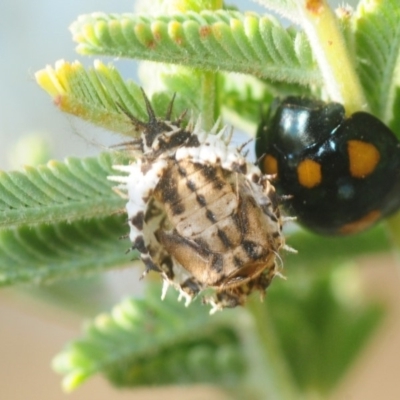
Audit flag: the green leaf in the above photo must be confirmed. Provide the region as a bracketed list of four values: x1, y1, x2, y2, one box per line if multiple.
[36, 61, 148, 135]
[220, 75, 274, 132]
[355, 0, 400, 121]
[388, 86, 400, 137]
[220, 74, 313, 133]
[243, 226, 390, 398]
[266, 265, 385, 394]
[284, 225, 391, 271]
[36, 60, 193, 135]
[0, 153, 124, 229]
[253, 0, 297, 23]
[53, 285, 245, 391]
[0, 215, 131, 286]
[70, 11, 319, 87]
[137, 62, 205, 116]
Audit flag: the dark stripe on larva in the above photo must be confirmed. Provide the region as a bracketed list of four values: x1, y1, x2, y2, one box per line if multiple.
[157, 175, 185, 215]
[196, 194, 207, 207]
[181, 278, 201, 296]
[217, 229, 231, 248]
[193, 237, 211, 252]
[242, 240, 260, 260]
[158, 176, 180, 205]
[154, 131, 191, 156]
[233, 256, 243, 268]
[206, 209, 217, 223]
[261, 204, 278, 222]
[216, 292, 239, 308]
[160, 256, 174, 279]
[134, 236, 147, 254]
[211, 253, 224, 272]
[200, 164, 217, 180]
[171, 202, 185, 215]
[231, 213, 242, 231]
[177, 165, 187, 176]
[212, 179, 225, 190]
[130, 211, 144, 230]
[142, 255, 161, 272]
[186, 179, 197, 192]
[184, 134, 201, 148]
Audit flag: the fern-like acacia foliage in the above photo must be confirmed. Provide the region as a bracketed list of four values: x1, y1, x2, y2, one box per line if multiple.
[0, 153, 124, 229]
[0, 215, 130, 286]
[37, 61, 149, 135]
[70, 10, 318, 85]
[2, 0, 399, 399]
[355, 0, 400, 123]
[53, 244, 386, 396]
[53, 285, 245, 391]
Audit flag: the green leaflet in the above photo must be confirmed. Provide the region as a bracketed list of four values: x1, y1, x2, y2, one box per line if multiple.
[53, 285, 245, 391]
[50, 225, 389, 394]
[284, 225, 391, 271]
[253, 1, 297, 23]
[354, 0, 400, 250]
[265, 266, 384, 394]
[220, 73, 314, 132]
[0, 215, 131, 286]
[0, 153, 125, 229]
[389, 86, 400, 138]
[50, 262, 386, 397]
[70, 10, 319, 86]
[36, 61, 148, 136]
[25, 1, 400, 398]
[36, 60, 197, 136]
[355, 0, 400, 121]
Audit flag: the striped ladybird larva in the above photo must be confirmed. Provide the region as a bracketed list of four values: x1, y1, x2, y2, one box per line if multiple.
[109, 90, 290, 313]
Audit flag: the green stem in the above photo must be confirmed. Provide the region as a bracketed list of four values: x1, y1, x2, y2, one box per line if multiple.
[176, 0, 223, 12]
[296, 0, 367, 114]
[240, 298, 300, 400]
[386, 212, 400, 260]
[200, 71, 218, 131]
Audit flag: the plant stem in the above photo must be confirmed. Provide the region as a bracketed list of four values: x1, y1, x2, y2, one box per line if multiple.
[240, 298, 300, 400]
[200, 71, 218, 131]
[386, 213, 400, 260]
[296, 0, 367, 114]
[172, 0, 223, 12]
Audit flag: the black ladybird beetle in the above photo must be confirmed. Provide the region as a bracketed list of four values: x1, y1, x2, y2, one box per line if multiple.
[256, 97, 400, 235]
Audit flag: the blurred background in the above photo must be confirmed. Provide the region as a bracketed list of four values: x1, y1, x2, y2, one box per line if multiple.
[1, 1, 400, 399]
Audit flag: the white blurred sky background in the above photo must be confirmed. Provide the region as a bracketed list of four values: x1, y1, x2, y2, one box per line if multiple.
[0, 0, 354, 170]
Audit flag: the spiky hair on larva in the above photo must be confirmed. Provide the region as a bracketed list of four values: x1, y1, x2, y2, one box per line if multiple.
[109, 89, 294, 314]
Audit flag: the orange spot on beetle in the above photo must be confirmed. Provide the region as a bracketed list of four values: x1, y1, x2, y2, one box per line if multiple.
[347, 140, 380, 178]
[339, 210, 381, 235]
[297, 159, 322, 188]
[263, 155, 278, 175]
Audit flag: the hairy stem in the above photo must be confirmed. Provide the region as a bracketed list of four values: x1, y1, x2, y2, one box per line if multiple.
[199, 71, 219, 130]
[296, 0, 367, 114]
[243, 298, 300, 400]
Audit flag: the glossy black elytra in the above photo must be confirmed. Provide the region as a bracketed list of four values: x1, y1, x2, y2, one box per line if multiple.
[256, 96, 400, 235]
